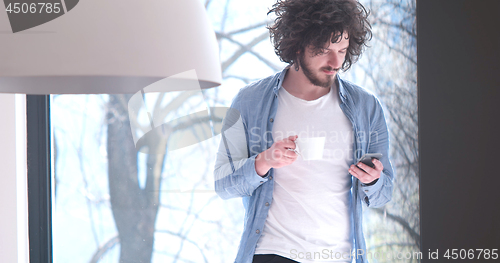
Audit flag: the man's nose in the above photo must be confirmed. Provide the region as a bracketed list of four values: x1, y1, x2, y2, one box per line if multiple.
[328, 53, 343, 69]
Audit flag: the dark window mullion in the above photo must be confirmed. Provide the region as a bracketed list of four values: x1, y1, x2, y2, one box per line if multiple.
[27, 95, 52, 263]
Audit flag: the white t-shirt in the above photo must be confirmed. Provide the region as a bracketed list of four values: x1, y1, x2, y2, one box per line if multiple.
[255, 85, 354, 263]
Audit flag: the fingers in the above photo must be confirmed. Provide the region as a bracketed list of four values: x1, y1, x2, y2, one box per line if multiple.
[284, 148, 299, 159]
[272, 149, 297, 159]
[264, 136, 300, 169]
[349, 165, 363, 178]
[273, 135, 298, 149]
[278, 138, 297, 149]
[349, 165, 372, 183]
[356, 161, 376, 175]
[271, 148, 298, 161]
[354, 159, 383, 174]
[349, 160, 381, 184]
[372, 158, 384, 171]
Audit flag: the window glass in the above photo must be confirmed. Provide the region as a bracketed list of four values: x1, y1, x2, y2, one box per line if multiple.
[52, 0, 417, 262]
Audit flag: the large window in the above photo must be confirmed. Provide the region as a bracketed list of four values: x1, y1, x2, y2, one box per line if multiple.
[31, 0, 418, 262]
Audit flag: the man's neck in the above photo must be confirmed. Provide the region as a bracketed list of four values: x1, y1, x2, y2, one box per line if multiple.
[281, 66, 335, 101]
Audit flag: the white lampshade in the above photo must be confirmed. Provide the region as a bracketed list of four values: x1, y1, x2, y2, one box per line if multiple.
[0, 0, 221, 94]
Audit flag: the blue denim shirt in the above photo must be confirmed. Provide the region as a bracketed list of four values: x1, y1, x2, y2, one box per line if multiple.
[214, 67, 394, 263]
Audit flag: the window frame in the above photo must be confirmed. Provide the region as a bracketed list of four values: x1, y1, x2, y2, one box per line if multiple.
[26, 95, 52, 263]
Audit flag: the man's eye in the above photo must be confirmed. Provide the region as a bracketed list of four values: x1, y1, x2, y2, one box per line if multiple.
[318, 50, 329, 55]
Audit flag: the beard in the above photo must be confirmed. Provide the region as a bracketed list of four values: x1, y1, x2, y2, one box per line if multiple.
[298, 53, 338, 88]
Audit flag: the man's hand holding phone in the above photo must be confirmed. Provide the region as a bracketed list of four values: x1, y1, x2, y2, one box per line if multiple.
[349, 153, 384, 185]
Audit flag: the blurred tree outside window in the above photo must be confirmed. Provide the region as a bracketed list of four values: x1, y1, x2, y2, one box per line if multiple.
[51, 0, 417, 262]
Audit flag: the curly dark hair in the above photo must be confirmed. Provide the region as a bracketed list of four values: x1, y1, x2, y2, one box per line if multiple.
[267, 0, 372, 71]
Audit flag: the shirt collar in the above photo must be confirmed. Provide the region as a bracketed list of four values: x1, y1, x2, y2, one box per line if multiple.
[272, 66, 288, 95]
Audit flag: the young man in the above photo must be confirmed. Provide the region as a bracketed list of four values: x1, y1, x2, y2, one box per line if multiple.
[214, 0, 394, 262]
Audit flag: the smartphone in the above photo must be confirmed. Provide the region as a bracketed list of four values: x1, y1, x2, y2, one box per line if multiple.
[357, 153, 383, 168]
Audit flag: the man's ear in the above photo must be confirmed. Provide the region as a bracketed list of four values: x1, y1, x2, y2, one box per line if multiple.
[296, 46, 305, 55]
[293, 55, 300, 71]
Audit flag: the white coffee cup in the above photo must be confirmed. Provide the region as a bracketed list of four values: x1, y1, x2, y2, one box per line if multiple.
[294, 137, 326, 160]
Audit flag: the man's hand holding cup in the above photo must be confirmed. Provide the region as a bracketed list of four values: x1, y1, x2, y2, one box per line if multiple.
[255, 135, 299, 176]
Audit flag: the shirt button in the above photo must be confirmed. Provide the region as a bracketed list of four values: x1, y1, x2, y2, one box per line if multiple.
[256, 229, 260, 234]
[269, 176, 273, 180]
[270, 118, 274, 122]
[265, 202, 270, 206]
